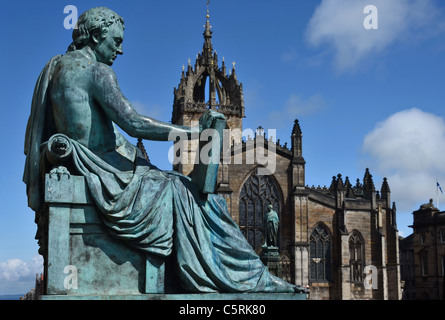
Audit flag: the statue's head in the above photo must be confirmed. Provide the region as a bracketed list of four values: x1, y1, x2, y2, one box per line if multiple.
[67, 7, 125, 66]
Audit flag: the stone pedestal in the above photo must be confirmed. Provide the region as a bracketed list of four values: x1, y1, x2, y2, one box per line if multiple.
[260, 246, 281, 277]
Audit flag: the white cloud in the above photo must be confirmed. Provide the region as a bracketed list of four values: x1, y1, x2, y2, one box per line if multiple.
[0, 255, 43, 295]
[362, 108, 445, 213]
[306, 0, 441, 71]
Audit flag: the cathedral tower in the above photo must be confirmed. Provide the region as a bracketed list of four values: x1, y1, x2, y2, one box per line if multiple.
[171, 8, 244, 175]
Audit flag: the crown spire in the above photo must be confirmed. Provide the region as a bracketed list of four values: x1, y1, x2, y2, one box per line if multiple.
[172, 0, 244, 130]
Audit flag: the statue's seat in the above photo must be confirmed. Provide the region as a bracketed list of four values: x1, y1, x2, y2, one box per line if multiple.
[44, 172, 164, 296]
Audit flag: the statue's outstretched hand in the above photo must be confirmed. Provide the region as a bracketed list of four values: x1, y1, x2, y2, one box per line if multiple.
[199, 109, 226, 132]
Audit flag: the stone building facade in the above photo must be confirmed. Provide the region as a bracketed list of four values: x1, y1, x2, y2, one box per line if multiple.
[399, 233, 415, 299]
[400, 200, 445, 300]
[169, 14, 402, 300]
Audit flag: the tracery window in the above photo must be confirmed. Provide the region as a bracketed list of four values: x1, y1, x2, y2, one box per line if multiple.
[349, 231, 364, 282]
[239, 170, 281, 251]
[309, 223, 331, 282]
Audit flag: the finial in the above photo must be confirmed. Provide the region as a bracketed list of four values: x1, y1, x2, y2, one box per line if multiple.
[206, 1, 210, 19]
[188, 58, 191, 65]
[232, 61, 236, 68]
[182, 65, 185, 71]
[203, 2, 213, 34]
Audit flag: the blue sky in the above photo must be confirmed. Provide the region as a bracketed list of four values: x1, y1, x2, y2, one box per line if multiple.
[2, 0, 445, 295]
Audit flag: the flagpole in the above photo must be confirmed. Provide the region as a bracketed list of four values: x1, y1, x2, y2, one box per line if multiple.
[437, 179, 441, 210]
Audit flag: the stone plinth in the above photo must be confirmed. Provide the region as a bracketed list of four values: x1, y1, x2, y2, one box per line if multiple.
[43, 174, 163, 296]
[260, 246, 281, 277]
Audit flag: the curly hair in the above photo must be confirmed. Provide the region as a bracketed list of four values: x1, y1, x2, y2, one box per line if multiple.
[67, 7, 125, 52]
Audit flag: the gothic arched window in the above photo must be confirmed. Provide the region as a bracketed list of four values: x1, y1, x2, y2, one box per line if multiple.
[239, 170, 281, 251]
[349, 231, 364, 282]
[310, 223, 331, 282]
